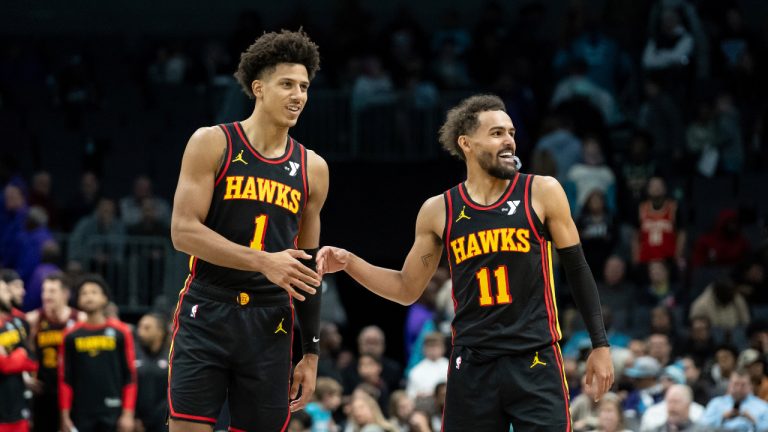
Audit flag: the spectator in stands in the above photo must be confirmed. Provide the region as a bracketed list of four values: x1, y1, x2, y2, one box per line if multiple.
[120, 175, 171, 227]
[588, 393, 632, 432]
[15, 206, 54, 286]
[677, 317, 716, 367]
[342, 326, 402, 396]
[596, 257, 633, 330]
[25, 239, 62, 311]
[64, 171, 100, 231]
[406, 332, 448, 399]
[317, 321, 346, 384]
[642, 7, 695, 93]
[618, 131, 657, 221]
[698, 368, 768, 431]
[747, 320, 768, 354]
[623, 356, 664, 419]
[563, 306, 630, 360]
[68, 198, 126, 269]
[431, 37, 472, 90]
[708, 345, 739, 397]
[681, 355, 715, 406]
[351, 56, 396, 112]
[388, 390, 415, 432]
[689, 279, 750, 331]
[577, 190, 619, 283]
[692, 209, 750, 268]
[346, 392, 398, 432]
[551, 59, 620, 126]
[738, 349, 768, 401]
[637, 78, 686, 174]
[648, 333, 674, 367]
[568, 136, 616, 214]
[135, 312, 169, 432]
[632, 177, 686, 269]
[127, 199, 169, 238]
[404, 275, 440, 363]
[28, 170, 61, 229]
[642, 384, 705, 432]
[642, 261, 678, 307]
[305, 376, 343, 432]
[0, 269, 23, 312]
[534, 115, 582, 180]
[0, 184, 27, 270]
[407, 409, 433, 432]
[356, 354, 389, 412]
[571, 374, 600, 432]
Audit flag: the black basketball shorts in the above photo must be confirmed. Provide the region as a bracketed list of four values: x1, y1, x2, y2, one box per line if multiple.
[442, 343, 571, 432]
[168, 279, 294, 431]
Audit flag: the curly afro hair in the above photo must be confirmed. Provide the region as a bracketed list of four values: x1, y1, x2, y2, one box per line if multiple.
[234, 29, 321, 99]
[438, 94, 506, 160]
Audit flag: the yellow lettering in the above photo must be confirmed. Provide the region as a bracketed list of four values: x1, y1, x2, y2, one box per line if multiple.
[466, 234, 481, 260]
[0, 329, 21, 348]
[289, 189, 301, 214]
[450, 237, 467, 265]
[516, 229, 531, 252]
[257, 178, 277, 203]
[74, 335, 116, 353]
[224, 176, 244, 200]
[500, 228, 518, 252]
[275, 183, 290, 209]
[478, 229, 500, 254]
[37, 330, 63, 348]
[241, 177, 257, 200]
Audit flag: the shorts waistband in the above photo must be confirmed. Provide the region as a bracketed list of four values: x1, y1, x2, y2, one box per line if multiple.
[188, 279, 289, 307]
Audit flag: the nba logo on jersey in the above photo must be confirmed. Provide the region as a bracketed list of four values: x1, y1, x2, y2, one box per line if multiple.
[190, 304, 199, 318]
[455, 356, 462, 370]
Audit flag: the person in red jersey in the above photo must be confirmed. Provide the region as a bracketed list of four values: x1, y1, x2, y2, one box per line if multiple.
[25, 273, 83, 432]
[59, 274, 136, 432]
[319, 95, 614, 431]
[0, 273, 38, 432]
[168, 29, 328, 432]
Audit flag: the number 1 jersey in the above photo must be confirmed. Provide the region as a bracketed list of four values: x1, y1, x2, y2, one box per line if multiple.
[443, 173, 563, 356]
[192, 122, 309, 298]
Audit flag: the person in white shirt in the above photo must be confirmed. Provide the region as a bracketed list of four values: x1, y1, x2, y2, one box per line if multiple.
[641, 384, 705, 431]
[406, 332, 449, 399]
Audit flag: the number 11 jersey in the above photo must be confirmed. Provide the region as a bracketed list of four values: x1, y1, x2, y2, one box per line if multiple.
[443, 173, 562, 357]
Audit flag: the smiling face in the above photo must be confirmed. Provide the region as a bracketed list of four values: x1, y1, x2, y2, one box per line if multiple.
[460, 110, 518, 179]
[252, 63, 309, 128]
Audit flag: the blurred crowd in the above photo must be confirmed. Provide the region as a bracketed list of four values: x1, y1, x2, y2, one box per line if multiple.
[2, 0, 768, 431]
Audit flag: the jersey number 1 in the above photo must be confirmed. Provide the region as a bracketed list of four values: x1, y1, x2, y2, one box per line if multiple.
[475, 265, 512, 306]
[249, 214, 268, 251]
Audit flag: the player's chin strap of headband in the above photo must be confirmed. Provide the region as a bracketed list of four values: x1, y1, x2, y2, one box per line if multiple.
[295, 248, 322, 355]
[557, 243, 609, 349]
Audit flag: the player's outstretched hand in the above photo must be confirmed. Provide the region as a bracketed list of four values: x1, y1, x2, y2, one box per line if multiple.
[262, 249, 320, 301]
[583, 346, 614, 402]
[289, 354, 318, 412]
[316, 246, 352, 277]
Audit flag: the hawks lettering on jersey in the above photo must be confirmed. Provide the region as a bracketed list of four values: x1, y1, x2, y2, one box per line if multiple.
[449, 228, 531, 265]
[222, 176, 302, 213]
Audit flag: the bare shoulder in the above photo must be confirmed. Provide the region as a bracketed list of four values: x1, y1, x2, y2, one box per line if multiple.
[417, 194, 446, 238]
[531, 175, 562, 194]
[182, 126, 227, 172]
[306, 149, 329, 175]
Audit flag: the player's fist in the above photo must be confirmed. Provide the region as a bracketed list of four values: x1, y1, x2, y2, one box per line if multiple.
[316, 246, 352, 277]
[262, 249, 320, 301]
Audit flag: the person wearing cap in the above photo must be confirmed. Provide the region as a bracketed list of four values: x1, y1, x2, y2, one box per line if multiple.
[623, 356, 664, 420]
[640, 368, 705, 431]
[738, 348, 768, 401]
[698, 368, 768, 431]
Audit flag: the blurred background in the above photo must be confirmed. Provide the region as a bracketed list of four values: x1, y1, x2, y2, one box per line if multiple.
[2, 0, 768, 430]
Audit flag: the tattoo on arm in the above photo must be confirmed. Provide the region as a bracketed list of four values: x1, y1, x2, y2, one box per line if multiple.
[421, 253, 434, 268]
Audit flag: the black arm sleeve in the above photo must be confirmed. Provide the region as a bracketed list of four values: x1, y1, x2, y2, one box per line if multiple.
[294, 248, 322, 355]
[557, 244, 609, 349]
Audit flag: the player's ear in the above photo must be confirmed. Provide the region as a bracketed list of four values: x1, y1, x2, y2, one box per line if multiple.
[251, 80, 263, 99]
[458, 135, 470, 154]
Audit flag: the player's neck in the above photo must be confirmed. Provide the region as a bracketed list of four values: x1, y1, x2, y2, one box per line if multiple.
[45, 305, 69, 322]
[86, 311, 107, 326]
[464, 166, 511, 206]
[241, 110, 290, 157]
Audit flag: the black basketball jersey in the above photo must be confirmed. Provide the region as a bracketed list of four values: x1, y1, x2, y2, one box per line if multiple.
[192, 122, 309, 299]
[34, 307, 79, 389]
[443, 173, 563, 356]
